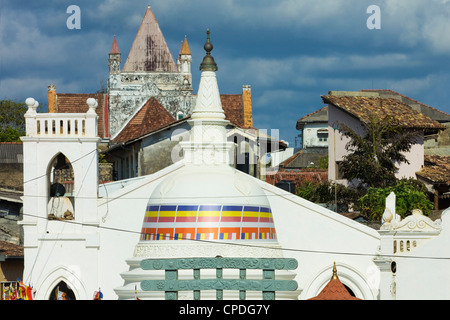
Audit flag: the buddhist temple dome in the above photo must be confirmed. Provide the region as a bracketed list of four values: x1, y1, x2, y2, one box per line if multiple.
[139, 165, 276, 243]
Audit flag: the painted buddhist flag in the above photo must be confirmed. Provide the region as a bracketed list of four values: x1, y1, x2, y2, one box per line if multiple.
[221, 205, 242, 222]
[243, 206, 259, 222]
[158, 205, 176, 222]
[176, 205, 198, 222]
[144, 205, 159, 222]
[259, 207, 273, 223]
[198, 205, 221, 222]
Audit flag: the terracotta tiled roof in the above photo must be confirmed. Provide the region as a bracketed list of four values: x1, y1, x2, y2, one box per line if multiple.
[308, 263, 361, 300]
[220, 94, 246, 128]
[56, 93, 107, 138]
[416, 155, 450, 185]
[113, 97, 175, 143]
[0, 241, 23, 258]
[322, 95, 446, 131]
[360, 89, 450, 122]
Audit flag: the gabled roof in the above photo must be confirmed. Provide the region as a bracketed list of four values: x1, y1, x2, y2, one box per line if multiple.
[308, 263, 361, 300]
[322, 93, 446, 131]
[122, 6, 177, 72]
[416, 155, 450, 185]
[113, 97, 175, 143]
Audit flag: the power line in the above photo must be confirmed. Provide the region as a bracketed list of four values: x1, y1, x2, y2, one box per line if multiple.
[19, 211, 450, 261]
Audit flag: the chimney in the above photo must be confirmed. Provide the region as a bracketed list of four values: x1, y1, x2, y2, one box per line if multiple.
[242, 85, 253, 128]
[48, 84, 57, 113]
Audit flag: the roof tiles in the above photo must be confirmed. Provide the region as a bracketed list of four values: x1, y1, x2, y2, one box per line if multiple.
[113, 97, 176, 143]
[322, 94, 445, 131]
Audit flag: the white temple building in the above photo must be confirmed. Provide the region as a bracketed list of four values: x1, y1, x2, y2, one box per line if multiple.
[19, 30, 450, 300]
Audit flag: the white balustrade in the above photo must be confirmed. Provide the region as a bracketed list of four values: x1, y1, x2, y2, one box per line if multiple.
[24, 97, 98, 138]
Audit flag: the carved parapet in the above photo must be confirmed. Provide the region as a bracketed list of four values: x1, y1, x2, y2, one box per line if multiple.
[382, 209, 441, 232]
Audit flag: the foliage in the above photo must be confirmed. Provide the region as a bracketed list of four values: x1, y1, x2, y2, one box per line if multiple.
[0, 126, 25, 142]
[358, 179, 434, 221]
[318, 155, 328, 169]
[338, 115, 420, 188]
[296, 180, 365, 212]
[0, 100, 27, 142]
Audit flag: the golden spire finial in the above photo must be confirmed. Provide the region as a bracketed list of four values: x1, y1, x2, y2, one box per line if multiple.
[332, 262, 339, 280]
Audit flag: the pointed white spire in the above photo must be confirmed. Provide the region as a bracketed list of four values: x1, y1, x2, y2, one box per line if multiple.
[180, 29, 233, 166]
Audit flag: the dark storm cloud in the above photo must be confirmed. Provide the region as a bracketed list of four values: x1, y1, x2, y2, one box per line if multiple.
[1, 0, 450, 146]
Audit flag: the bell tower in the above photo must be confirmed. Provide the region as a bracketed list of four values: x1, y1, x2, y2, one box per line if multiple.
[20, 97, 102, 299]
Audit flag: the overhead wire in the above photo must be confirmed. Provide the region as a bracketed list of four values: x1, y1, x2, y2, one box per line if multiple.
[18, 148, 450, 262]
[19, 210, 450, 261]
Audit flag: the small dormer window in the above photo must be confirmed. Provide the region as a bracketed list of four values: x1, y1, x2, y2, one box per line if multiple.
[177, 111, 184, 120]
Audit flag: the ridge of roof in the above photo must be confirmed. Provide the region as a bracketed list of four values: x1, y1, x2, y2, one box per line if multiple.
[361, 89, 450, 121]
[296, 106, 328, 130]
[322, 94, 445, 131]
[122, 6, 177, 72]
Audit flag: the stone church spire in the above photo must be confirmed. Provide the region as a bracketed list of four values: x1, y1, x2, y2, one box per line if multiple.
[122, 6, 177, 72]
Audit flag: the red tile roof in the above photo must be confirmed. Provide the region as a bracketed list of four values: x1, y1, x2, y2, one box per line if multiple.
[113, 97, 175, 143]
[308, 263, 361, 300]
[56, 93, 108, 138]
[220, 94, 246, 128]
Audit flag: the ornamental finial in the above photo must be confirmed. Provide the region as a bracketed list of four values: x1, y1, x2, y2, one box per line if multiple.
[199, 28, 218, 71]
[332, 262, 339, 280]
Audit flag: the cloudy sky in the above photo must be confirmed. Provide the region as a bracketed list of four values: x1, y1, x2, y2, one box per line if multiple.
[1, 0, 450, 146]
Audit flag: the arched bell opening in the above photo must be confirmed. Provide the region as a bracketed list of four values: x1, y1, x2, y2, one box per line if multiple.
[47, 153, 75, 220]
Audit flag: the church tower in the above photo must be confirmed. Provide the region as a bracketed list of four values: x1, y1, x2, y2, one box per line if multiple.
[107, 6, 194, 138]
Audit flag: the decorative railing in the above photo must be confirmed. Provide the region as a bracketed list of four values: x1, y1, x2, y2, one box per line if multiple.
[24, 97, 98, 138]
[140, 257, 298, 300]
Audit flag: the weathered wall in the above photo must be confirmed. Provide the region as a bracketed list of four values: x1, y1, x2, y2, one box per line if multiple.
[108, 72, 193, 137]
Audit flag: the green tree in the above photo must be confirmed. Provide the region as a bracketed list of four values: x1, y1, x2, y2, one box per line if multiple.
[338, 115, 419, 188]
[0, 99, 28, 142]
[359, 179, 434, 220]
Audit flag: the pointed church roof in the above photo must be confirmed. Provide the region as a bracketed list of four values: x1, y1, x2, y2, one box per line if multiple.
[308, 263, 361, 300]
[113, 97, 176, 143]
[179, 36, 191, 55]
[122, 6, 177, 72]
[110, 35, 120, 54]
